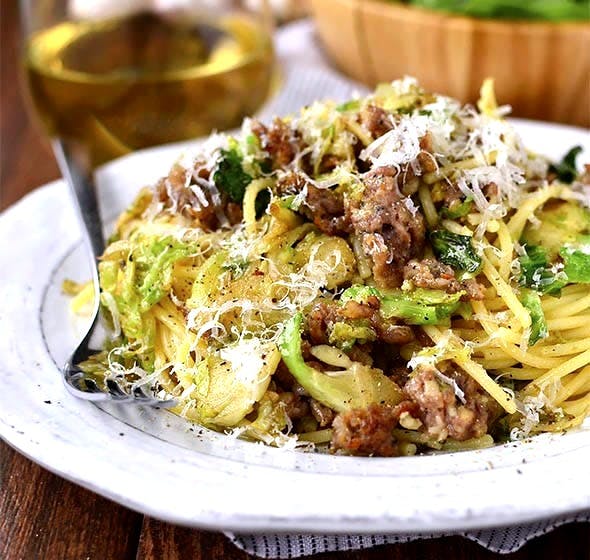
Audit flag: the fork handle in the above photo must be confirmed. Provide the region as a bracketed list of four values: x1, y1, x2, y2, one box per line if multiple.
[53, 140, 106, 259]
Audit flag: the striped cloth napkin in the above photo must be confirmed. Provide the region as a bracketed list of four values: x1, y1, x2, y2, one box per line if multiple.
[225, 19, 589, 558]
[227, 510, 590, 557]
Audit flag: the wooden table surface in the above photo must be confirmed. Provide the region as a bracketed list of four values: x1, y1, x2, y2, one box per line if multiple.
[1, 4, 588, 560]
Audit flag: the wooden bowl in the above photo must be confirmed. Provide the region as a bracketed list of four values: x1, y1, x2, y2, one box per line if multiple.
[309, 0, 590, 127]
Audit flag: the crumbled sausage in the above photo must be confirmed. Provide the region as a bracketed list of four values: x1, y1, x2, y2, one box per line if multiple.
[275, 171, 308, 197]
[345, 344, 374, 366]
[273, 360, 298, 391]
[251, 118, 302, 170]
[346, 166, 426, 287]
[373, 320, 414, 345]
[318, 154, 342, 173]
[275, 172, 351, 236]
[304, 185, 351, 236]
[306, 300, 414, 347]
[417, 132, 438, 174]
[225, 202, 243, 225]
[404, 365, 499, 442]
[484, 182, 499, 201]
[360, 104, 394, 139]
[154, 164, 243, 230]
[403, 258, 461, 292]
[461, 278, 486, 300]
[437, 181, 464, 207]
[330, 401, 418, 456]
[403, 258, 485, 301]
[279, 392, 309, 421]
[340, 300, 375, 320]
[310, 399, 335, 428]
[307, 302, 338, 345]
[155, 164, 219, 229]
[331, 403, 399, 456]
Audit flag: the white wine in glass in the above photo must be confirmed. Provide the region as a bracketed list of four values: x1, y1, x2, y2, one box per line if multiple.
[22, 1, 275, 167]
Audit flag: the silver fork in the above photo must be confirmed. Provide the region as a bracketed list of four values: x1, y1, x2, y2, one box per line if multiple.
[54, 140, 174, 407]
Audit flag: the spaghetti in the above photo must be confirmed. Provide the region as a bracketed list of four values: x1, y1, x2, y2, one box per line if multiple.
[76, 78, 590, 456]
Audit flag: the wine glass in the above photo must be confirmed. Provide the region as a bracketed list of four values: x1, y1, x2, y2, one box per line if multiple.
[18, 0, 275, 404]
[21, 0, 275, 168]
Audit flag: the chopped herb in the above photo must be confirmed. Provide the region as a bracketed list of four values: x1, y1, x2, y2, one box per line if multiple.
[213, 147, 252, 203]
[430, 230, 482, 273]
[518, 244, 568, 294]
[549, 145, 583, 183]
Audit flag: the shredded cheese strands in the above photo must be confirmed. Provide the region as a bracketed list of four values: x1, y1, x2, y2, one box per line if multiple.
[422, 325, 517, 414]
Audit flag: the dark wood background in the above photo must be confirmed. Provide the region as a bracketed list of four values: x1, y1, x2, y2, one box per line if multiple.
[1, 3, 588, 559]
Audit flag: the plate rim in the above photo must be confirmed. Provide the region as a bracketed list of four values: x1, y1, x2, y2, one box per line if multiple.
[1, 119, 589, 533]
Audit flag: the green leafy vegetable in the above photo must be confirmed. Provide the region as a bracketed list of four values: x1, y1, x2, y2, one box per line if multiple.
[560, 243, 590, 283]
[522, 200, 590, 257]
[190, 338, 281, 428]
[518, 244, 568, 294]
[340, 285, 463, 325]
[401, 1, 590, 21]
[379, 292, 462, 325]
[240, 392, 289, 441]
[340, 285, 381, 304]
[336, 99, 361, 112]
[213, 146, 252, 203]
[136, 237, 198, 309]
[430, 230, 482, 273]
[549, 145, 583, 184]
[98, 234, 199, 364]
[244, 133, 272, 175]
[245, 133, 259, 153]
[279, 313, 402, 412]
[329, 322, 376, 350]
[519, 288, 548, 345]
[440, 197, 473, 219]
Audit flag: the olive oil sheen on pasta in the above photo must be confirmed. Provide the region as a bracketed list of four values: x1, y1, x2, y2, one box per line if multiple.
[25, 13, 274, 166]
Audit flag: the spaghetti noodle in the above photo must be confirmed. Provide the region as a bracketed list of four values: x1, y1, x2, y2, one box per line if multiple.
[76, 78, 590, 456]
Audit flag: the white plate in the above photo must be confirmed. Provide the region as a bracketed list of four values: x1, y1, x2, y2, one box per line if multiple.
[1, 120, 589, 534]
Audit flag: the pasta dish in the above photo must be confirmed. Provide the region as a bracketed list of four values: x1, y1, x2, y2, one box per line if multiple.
[75, 78, 590, 456]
